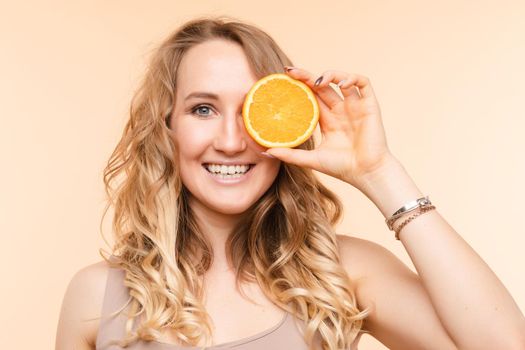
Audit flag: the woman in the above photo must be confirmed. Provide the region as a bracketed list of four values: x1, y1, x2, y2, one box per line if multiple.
[56, 17, 525, 349]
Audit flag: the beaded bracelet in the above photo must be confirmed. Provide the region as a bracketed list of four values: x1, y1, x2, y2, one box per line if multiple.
[394, 205, 436, 240]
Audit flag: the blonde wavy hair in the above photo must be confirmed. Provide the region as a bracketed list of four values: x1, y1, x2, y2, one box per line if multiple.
[99, 15, 370, 350]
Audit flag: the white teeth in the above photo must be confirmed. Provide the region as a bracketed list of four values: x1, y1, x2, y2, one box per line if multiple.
[205, 164, 251, 175]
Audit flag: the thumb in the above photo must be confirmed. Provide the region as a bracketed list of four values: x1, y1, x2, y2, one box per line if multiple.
[264, 148, 318, 169]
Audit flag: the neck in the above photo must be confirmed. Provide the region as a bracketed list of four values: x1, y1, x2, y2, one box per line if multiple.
[188, 196, 244, 272]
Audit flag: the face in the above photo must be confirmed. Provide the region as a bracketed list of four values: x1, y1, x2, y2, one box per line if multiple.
[169, 39, 281, 218]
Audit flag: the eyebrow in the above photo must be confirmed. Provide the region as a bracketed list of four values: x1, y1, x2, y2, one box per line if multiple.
[184, 91, 249, 102]
[184, 92, 220, 101]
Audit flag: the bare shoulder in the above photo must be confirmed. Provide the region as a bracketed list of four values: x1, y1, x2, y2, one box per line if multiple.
[335, 234, 413, 281]
[335, 234, 457, 349]
[55, 260, 111, 350]
[335, 234, 417, 310]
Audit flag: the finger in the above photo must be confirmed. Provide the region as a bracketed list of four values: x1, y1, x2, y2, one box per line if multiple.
[338, 73, 377, 101]
[264, 147, 319, 170]
[340, 84, 361, 104]
[318, 70, 362, 101]
[284, 67, 343, 109]
[314, 70, 362, 102]
[316, 96, 338, 132]
[309, 70, 377, 104]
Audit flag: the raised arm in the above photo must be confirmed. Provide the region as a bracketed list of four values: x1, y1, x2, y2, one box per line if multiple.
[264, 66, 525, 349]
[354, 156, 525, 349]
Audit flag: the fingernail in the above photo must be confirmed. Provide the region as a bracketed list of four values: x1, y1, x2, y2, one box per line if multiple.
[314, 76, 323, 86]
[261, 151, 275, 158]
[337, 79, 347, 87]
[284, 66, 295, 72]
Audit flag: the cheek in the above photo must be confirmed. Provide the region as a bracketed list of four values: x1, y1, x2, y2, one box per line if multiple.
[259, 159, 281, 186]
[172, 123, 212, 159]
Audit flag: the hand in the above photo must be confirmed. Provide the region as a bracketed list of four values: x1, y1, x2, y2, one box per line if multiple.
[264, 67, 398, 189]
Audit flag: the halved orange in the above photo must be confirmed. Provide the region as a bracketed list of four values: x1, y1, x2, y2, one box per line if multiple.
[242, 73, 319, 148]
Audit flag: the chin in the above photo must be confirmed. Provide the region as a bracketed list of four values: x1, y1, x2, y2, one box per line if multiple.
[208, 200, 255, 216]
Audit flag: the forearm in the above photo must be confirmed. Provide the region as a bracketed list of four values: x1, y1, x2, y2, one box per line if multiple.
[356, 156, 525, 349]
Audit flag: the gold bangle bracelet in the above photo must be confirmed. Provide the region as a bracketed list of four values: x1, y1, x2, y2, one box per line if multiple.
[394, 205, 436, 240]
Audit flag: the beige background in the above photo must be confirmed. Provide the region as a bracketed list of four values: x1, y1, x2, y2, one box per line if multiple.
[1, 1, 524, 348]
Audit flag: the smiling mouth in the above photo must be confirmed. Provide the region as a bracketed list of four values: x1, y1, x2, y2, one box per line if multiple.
[202, 163, 256, 176]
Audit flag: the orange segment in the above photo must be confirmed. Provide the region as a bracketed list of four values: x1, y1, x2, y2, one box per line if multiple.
[242, 73, 319, 148]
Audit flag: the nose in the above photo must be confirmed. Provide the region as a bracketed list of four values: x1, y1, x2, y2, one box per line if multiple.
[212, 111, 248, 155]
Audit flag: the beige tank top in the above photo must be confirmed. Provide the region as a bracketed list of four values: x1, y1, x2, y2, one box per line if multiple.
[96, 263, 318, 349]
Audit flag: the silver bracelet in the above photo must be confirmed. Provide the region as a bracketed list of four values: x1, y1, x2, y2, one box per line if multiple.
[385, 196, 432, 231]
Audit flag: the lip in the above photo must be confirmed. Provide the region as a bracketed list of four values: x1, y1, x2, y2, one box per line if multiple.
[202, 161, 256, 166]
[202, 164, 255, 184]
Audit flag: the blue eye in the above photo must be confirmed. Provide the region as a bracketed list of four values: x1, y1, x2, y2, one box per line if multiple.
[191, 104, 214, 117]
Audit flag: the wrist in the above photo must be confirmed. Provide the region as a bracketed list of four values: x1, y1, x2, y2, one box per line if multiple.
[355, 156, 425, 219]
[354, 153, 405, 193]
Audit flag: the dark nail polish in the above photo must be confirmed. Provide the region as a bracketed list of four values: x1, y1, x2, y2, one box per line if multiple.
[314, 76, 323, 86]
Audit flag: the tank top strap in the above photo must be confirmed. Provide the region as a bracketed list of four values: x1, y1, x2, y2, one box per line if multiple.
[96, 257, 134, 349]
